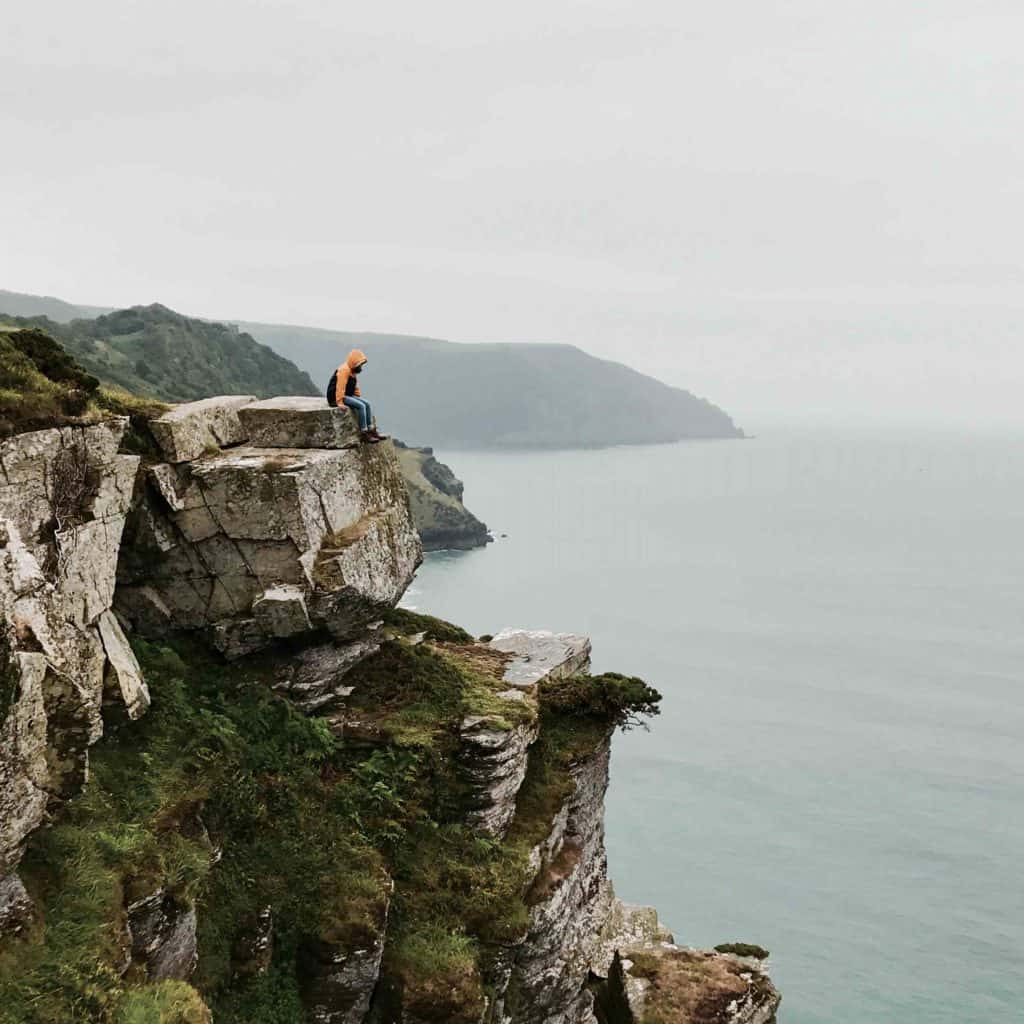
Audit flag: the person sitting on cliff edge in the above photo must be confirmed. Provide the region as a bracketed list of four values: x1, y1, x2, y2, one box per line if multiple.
[326, 348, 388, 444]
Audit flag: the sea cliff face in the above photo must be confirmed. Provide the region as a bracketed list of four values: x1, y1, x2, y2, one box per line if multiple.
[0, 396, 778, 1024]
[393, 441, 491, 552]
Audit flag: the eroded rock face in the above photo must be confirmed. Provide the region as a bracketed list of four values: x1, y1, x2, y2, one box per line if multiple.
[127, 889, 199, 981]
[459, 711, 539, 839]
[0, 419, 147, 914]
[457, 629, 591, 841]
[301, 887, 392, 1024]
[117, 403, 422, 658]
[495, 738, 616, 1024]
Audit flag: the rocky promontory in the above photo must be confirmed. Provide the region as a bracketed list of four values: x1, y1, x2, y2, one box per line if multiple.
[0, 383, 778, 1023]
[393, 441, 491, 551]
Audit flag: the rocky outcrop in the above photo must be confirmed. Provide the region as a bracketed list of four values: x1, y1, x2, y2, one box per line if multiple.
[394, 442, 491, 551]
[0, 418, 147, 926]
[455, 630, 591, 839]
[475, 630, 780, 1024]
[147, 395, 255, 463]
[489, 629, 593, 692]
[238, 396, 361, 449]
[301, 887, 392, 1024]
[127, 888, 199, 981]
[116, 397, 422, 659]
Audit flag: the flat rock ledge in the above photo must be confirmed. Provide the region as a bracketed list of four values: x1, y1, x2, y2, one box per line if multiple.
[149, 395, 256, 464]
[237, 397, 361, 450]
[488, 629, 592, 692]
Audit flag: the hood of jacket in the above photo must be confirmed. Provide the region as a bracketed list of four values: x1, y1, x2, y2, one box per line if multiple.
[347, 349, 367, 370]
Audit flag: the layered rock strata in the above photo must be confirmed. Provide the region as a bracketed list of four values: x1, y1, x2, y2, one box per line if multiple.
[0, 418, 148, 927]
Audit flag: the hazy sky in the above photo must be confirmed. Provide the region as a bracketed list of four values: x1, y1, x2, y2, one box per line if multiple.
[3, 1, 1022, 428]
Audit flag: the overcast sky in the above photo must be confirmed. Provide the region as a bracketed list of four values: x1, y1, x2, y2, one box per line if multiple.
[2, 1, 1022, 428]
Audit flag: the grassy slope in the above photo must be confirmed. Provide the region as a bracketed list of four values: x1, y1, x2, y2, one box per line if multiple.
[2, 305, 318, 404]
[0, 325, 168, 447]
[0, 610, 659, 1024]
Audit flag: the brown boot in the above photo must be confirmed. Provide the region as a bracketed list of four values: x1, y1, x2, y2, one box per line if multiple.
[360, 430, 380, 444]
[368, 427, 389, 441]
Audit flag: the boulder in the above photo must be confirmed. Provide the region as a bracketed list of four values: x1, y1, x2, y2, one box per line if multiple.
[272, 634, 382, 712]
[117, 441, 421, 657]
[127, 889, 199, 981]
[98, 610, 151, 719]
[253, 585, 312, 637]
[237, 397, 361, 449]
[488, 630, 592, 692]
[149, 396, 256, 463]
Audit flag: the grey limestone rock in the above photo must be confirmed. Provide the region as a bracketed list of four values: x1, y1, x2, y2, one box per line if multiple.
[127, 888, 199, 981]
[149, 395, 256, 463]
[300, 885, 391, 1024]
[1, 420, 145, 883]
[0, 872, 33, 936]
[488, 629, 592, 692]
[237, 396, 361, 449]
[117, 439, 421, 657]
[273, 634, 381, 712]
[459, 709, 538, 839]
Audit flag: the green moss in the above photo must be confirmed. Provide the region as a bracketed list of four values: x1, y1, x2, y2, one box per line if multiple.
[0, 620, 660, 1024]
[383, 607, 473, 644]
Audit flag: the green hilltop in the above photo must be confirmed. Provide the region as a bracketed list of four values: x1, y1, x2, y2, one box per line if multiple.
[2, 304, 317, 404]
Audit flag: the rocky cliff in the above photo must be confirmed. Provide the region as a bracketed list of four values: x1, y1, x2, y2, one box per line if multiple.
[393, 441, 491, 552]
[0, 396, 778, 1024]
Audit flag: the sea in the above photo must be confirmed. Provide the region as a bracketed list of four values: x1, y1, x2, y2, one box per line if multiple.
[400, 429, 1024, 1024]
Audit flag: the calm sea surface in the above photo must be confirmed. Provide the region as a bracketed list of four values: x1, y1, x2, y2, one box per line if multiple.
[401, 430, 1024, 1024]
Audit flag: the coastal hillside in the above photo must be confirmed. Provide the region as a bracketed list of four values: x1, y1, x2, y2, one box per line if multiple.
[3, 304, 318, 403]
[0, 290, 743, 449]
[394, 441, 492, 551]
[241, 323, 743, 449]
[0, 387, 779, 1023]
[0, 320, 489, 552]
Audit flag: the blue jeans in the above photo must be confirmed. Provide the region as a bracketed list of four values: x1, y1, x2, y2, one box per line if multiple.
[343, 396, 372, 431]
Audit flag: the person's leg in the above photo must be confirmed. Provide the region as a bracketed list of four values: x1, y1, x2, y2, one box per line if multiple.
[343, 396, 369, 431]
[363, 400, 373, 428]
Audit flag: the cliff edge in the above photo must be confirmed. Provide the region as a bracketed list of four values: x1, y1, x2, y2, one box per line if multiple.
[0, 394, 778, 1024]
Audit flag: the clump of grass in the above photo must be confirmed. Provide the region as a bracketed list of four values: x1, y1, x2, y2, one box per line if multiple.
[0, 325, 168, 454]
[713, 942, 770, 960]
[0, 327, 99, 435]
[539, 672, 662, 731]
[113, 981, 212, 1024]
[384, 607, 473, 644]
[624, 948, 774, 1024]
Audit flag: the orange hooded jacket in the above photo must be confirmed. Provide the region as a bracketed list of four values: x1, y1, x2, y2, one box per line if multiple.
[330, 349, 367, 405]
